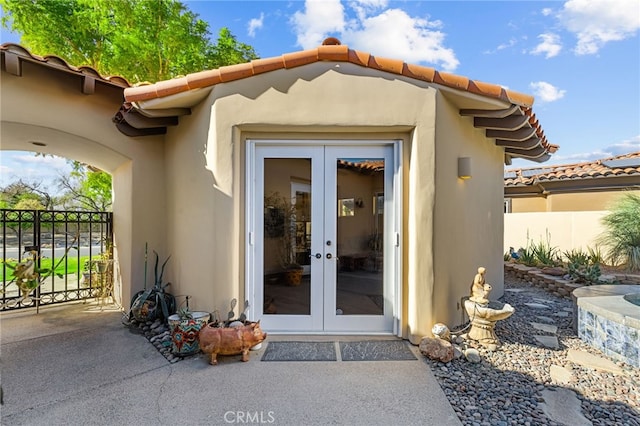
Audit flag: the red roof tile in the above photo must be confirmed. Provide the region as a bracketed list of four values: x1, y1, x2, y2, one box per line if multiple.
[505, 152, 640, 186]
[122, 38, 534, 109]
[0, 43, 130, 88]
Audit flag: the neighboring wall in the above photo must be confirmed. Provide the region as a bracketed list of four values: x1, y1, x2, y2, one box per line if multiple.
[504, 211, 607, 254]
[510, 190, 640, 212]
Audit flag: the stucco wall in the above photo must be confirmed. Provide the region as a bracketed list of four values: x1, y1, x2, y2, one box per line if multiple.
[504, 211, 608, 254]
[1, 62, 167, 306]
[510, 190, 640, 212]
[433, 92, 506, 334]
[161, 62, 508, 341]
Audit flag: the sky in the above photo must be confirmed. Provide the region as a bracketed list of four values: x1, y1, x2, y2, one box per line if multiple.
[1, 0, 639, 192]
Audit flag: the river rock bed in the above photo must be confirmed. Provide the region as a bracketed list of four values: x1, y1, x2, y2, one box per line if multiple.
[425, 276, 640, 426]
[124, 316, 201, 363]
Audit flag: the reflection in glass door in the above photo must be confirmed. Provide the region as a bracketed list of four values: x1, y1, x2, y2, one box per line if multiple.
[251, 143, 397, 333]
[323, 146, 394, 332]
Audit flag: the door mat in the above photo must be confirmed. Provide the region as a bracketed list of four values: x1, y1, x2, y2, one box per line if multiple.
[339, 340, 417, 361]
[261, 341, 337, 361]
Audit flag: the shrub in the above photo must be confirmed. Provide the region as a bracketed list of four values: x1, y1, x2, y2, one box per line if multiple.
[563, 248, 602, 285]
[598, 193, 640, 272]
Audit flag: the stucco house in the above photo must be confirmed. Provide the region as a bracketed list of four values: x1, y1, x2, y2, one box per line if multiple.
[503, 152, 640, 254]
[1, 39, 556, 343]
[504, 151, 640, 213]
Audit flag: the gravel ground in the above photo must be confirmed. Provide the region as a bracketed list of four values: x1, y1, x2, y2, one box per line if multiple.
[425, 275, 640, 426]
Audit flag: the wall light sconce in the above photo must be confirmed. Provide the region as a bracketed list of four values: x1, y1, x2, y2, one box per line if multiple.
[458, 157, 472, 180]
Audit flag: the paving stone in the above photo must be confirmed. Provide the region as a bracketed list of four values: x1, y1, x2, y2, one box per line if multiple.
[567, 349, 624, 375]
[535, 316, 555, 323]
[534, 335, 559, 349]
[539, 388, 592, 426]
[525, 302, 551, 309]
[553, 311, 569, 317]
[505, 289, 526, 293]
[549, 364, 574, 384]
[530, 322, 558, 334]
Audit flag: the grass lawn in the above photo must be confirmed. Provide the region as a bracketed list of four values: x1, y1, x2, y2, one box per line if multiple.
[1, 255, 93, 281]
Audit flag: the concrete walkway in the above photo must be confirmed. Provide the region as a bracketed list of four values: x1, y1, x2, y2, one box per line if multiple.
[0, 302, 460, 425]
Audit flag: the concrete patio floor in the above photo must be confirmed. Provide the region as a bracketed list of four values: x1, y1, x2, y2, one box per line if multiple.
[0, 301, 461, 425]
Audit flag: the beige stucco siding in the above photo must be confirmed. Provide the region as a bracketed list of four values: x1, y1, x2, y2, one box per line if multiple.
[509, 190, 640, 213]
[1, 62, 167, 306]
[161, 61, 510, 341]
[432, 92, 506, 338]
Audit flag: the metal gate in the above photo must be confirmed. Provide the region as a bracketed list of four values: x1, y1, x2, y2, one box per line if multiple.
[1, 209, 113, 312]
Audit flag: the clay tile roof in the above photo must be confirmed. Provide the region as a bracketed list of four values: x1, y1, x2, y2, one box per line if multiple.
[0, 43, 130, 88]
[118, 38, 556, 161]
[504, 151, 640, 187]
[122, 39, 534, 108]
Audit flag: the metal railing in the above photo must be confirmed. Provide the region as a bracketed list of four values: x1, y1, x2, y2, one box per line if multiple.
[1, 209, 113, 312]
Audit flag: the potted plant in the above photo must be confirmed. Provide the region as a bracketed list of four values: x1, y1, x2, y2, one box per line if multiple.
[167, 296, 210, 356]
[81, 240, 113, 297]
[129, 244, 176, 323]
[264, 191, 304, 286]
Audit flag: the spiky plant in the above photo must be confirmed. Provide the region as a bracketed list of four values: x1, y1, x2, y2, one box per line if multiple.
[598, 193, 640, 272]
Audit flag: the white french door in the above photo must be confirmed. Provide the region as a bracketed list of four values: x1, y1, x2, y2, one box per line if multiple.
[247, 140, 400, 333]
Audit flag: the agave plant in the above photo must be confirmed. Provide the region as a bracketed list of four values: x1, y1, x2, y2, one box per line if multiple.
[129, 244, 176, 323]
[598, 194, 640, 272]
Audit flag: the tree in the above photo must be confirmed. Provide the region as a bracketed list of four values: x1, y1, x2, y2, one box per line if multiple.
[56, 162, 112, 211]
[0, 180, 55, 210]
[0, 0, 258, 83]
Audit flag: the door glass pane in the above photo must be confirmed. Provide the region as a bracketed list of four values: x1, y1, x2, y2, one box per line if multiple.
[335, 158, 384, 316]
[263, 158, 311, 315]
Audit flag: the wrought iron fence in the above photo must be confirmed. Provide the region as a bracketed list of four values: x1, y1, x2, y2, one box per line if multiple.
[1, 209, 113, 312]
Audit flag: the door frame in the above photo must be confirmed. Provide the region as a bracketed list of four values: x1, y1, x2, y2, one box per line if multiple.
[245, 139, 403, 335]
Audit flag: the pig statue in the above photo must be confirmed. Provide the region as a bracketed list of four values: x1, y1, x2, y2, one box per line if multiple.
[198, 321, 267, 365]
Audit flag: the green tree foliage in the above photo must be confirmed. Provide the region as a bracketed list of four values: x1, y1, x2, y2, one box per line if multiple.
[57, 162, 112, 211]
[598, 193, 640, 272]
[0, 180, 53, 210]
[0, 0, 258, 83]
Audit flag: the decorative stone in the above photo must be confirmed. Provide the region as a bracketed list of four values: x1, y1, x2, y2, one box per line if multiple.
[549, 365, 574, 384]
[464, 348, 481, 363]
[524, 303, 551, 309]
[530, 322, 558, 334]
[567, 349, 624, 375]
[419, 337, 454, 363]
[453, 345, 463, 359]
[533, 335, 559, 349]
[431, 323, 451, 341]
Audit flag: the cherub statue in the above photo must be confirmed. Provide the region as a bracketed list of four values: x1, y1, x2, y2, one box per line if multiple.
[469, 267, 492, 305]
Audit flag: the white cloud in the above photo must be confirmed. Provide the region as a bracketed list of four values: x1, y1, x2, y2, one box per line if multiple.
[247, 13, 265, 38]
[291, 0, 459, 71]
[541, 8, 553, 17]
[530, 33, 562, 58]
[0, 153, 71, 188]
[529, 81, 566, 102]
[603, 135, 640, 156]
[291, 0, 346, 48]
[558, 0, 640, 55]
[551, 135, 640, 163]
[484, 37, 518, 54]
